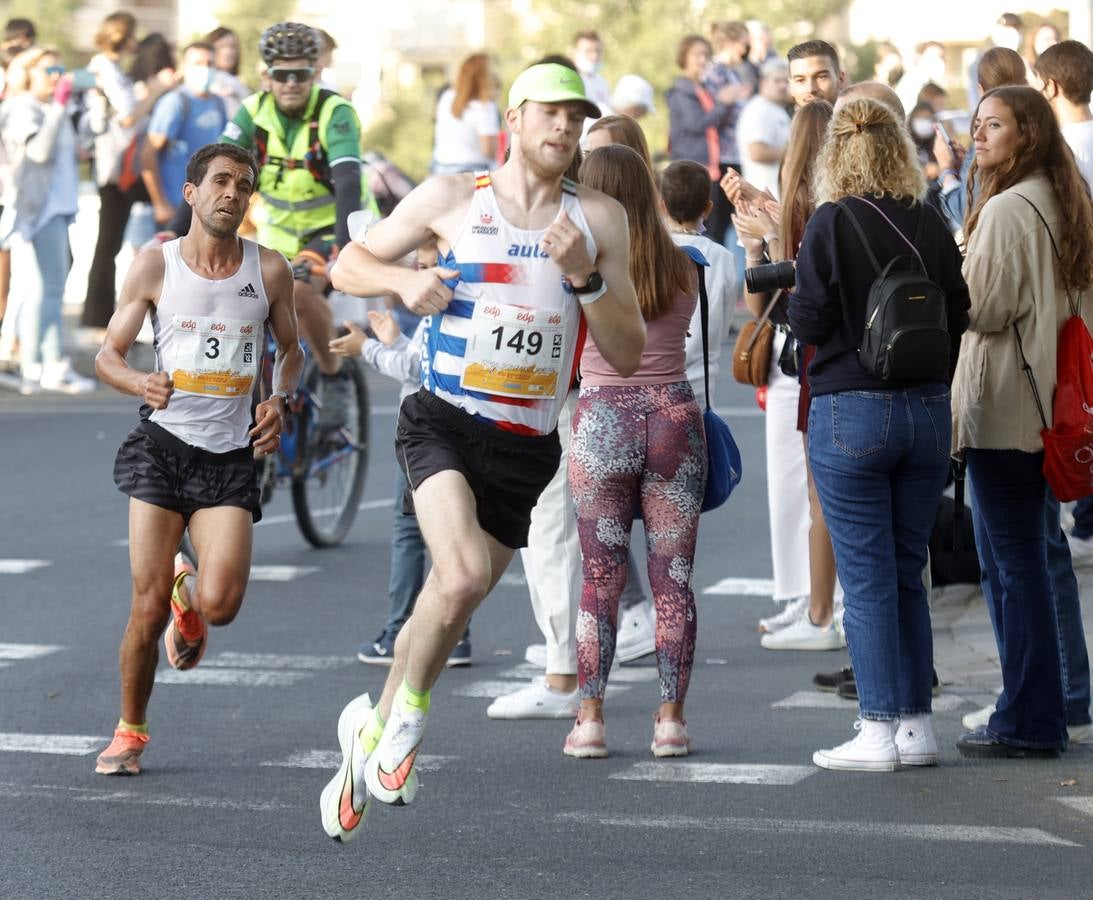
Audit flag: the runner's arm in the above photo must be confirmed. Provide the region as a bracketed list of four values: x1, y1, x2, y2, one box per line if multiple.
[94, 249, 174, 408]
[546, 195, 645, 378]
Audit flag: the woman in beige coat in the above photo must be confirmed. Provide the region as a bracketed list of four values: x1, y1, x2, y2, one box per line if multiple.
[953, 85, 1093, 759]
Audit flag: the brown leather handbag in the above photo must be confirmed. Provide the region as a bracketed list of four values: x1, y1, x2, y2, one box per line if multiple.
[732, 290, 782, 387]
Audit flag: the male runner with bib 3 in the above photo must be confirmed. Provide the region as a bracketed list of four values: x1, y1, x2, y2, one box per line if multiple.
[318, 63, 646, 842]
[93, 143, 303, 776]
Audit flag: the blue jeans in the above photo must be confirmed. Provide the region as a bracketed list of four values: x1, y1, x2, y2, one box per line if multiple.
[19, 215, 71, 367]
[1072, 496, 1093, 539]
[385, 461, 426, 636]
[1046, 494, 1091, 726]
[965, 449, 1067, 748]
[808, 387, 951, 720]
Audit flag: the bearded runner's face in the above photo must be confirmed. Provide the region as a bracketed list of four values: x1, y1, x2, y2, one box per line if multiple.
[514, 101, 584, 180]
[186, 157, 255, 238]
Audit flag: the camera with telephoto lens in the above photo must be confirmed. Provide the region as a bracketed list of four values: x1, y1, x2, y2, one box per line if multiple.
[744, 260, 796, 294]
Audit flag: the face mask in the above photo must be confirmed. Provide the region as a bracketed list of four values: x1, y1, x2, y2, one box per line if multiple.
[577, 57, 602, 77]
[184, 65, 212, 94]
[911, 118, 936, 141]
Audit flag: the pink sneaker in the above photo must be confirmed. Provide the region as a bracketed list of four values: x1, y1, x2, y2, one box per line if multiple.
[651, 715, 691, 757]
[563, 716, 608, 759]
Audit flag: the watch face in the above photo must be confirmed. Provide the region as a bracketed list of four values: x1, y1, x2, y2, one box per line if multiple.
[578, 271, 603, 292]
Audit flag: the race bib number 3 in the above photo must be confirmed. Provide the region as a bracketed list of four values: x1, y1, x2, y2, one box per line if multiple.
[167, 315, 261, 398]
[460, 302, 570, 400]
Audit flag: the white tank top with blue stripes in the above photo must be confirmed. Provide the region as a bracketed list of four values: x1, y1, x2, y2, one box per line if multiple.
[423, 172, 596, 435]
[149, 237, 269, 452]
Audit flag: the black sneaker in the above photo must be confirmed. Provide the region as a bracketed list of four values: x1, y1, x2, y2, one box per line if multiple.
[813, 666, 854, 693]
[446, 632, 472, 668]
[318, 369, 351, 430]
[932, 668, 943, 697]
[357, 630, 395, 666]
[835, 679, 858, 701]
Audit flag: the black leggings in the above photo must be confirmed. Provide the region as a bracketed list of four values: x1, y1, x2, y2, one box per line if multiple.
[82, 183, 136, 329]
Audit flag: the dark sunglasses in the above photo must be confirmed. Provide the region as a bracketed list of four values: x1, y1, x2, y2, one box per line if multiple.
[44, 64, 66, 76]
[268, 66, 314, 84]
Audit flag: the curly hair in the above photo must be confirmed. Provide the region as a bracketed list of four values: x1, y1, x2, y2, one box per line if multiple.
[964, 86, 1093, 292]
[813, 97, 926, 205]
[579, 144, 694, 322]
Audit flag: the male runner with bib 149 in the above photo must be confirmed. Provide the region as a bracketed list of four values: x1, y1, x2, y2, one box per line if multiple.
[93, 143, 304, 776]
[318, 63, 646, 841]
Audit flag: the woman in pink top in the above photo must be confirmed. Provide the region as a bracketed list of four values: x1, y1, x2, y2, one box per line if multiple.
[564, 144, 707, 760]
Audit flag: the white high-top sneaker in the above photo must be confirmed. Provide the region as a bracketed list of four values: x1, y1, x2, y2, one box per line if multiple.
[896, 714, 939, 766]
[813, 718, 900, 772]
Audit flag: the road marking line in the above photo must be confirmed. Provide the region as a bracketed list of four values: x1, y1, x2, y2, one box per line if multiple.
[454, 680, 627, 699]
[255, 497, 393, 528]
[154, 668, 313, 686]
[0, 781, 294, 812]
[555, 812, 1079, 847]
[202, 652, 353, 670]
[772, 691, 968, 712]
[0, 559, 51, 575]
[0, 734, 102, 755]
[702, 577, 774, 597]
[260, 750, 453, 771]
[498, 664, 658, 684]
[0, 643, 64, 660]
[1056, 797, 1093, 818]
[248, 565, 321, 582]
[498, 572, 527, 587]
[611, 762, 815, 786]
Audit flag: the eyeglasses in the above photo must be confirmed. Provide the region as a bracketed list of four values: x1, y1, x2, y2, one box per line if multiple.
[44, 65, 66, 76]
[268, 67, 314, 84]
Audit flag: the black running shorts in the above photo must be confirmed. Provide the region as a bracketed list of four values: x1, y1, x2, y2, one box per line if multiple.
[395, 388, 561, 550]
[113, 420, 262, 523]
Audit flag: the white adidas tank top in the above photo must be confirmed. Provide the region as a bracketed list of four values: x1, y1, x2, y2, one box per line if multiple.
[150, 238, 269, 452]
[422, 172, 596, 435]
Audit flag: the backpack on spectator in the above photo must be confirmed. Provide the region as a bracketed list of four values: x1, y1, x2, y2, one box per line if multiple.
[836, 197, 950, 382]
[1011, 193, 1093, 502]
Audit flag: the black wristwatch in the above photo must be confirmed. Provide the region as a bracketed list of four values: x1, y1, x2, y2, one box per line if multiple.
[570, 270, 603, 293]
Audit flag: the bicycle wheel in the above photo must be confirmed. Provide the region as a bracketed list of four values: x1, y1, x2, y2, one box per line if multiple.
[291, 358, 370, 546]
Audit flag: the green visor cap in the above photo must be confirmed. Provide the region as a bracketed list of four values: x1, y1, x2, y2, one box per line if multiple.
[508, 63, 601, 120]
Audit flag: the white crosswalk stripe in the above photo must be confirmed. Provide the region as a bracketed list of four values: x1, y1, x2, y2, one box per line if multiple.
[554, 812, 1079, 847]
[202, 652, 352, 670]
[701, 577, 775, 597]
[0, 733, 102, 755]
[0, 559, 51, 574]
[0, 643, 63, 660]
[498, 663, 657, 684]
[453, 680, 627, 699]
[1056, 796, 1093, 818]
[155, 668, 314, 686]
[611, 762, 815, 786]
[772, 690, 969, 712]
[260, 750, 454, 771]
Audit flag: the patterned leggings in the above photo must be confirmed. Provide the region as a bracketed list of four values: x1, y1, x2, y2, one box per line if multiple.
[568, 382, 706, 703]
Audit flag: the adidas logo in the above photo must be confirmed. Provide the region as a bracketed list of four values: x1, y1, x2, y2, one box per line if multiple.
[237, 283, 259, 299]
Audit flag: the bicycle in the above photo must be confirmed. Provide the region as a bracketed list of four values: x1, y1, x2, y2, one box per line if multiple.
[255, 330, 370, 546]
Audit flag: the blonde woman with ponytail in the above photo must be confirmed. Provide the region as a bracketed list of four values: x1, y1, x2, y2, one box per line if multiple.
[788, 98, 970, 772]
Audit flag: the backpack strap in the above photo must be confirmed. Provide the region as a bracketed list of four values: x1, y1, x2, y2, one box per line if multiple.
[854, 195, 930, 276]
[1011, 191, 1078, 317]
[835, 199, 882, 276]
[305, 88, 338, 195]
[678, 243, 713, 411]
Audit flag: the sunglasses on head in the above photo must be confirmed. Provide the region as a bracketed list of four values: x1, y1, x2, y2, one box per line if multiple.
[45, 64, 66, 76]
[268, 66, 314, 84]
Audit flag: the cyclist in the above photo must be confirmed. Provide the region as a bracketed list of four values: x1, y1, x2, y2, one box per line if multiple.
[165, 22, 376, 425]
[93, 143, 304, 775]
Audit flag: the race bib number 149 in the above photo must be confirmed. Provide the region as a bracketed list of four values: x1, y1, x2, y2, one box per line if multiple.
[460, 302, 570, 400]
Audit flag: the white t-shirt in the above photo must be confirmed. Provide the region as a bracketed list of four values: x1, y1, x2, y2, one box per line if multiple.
[431, 88, 500, 171]
[1062, 120, 1093, 193]
[736, 95, 791, 199]
[671, 232, 738, 404]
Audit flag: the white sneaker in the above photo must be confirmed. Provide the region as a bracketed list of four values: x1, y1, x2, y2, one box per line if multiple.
[1068, 723, 1093, 744]
[616, 600, 655, 663]
[760, 612, 842, 651]
[39, 359, 95, 394]
[524, 643, 547, 669]
[487, 678, 579, 720]
[896, 714, 939, 766]
[962, 703, 995, 731]
[363, 701, 424, 806]
[319, 692, 375, 842]
[758, 595, 808, 634]
[813, 719, 900, 772]
[1067, 532, 1093, 568]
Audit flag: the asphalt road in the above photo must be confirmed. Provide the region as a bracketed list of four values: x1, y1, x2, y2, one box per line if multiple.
[2, 370, 1092, 900]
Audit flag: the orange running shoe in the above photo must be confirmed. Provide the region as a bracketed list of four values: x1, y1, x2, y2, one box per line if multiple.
[164, 553, 206, 670]
[95, 728, 150, 775]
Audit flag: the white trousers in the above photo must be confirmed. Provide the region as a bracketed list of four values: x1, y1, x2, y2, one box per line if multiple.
[520, 390, 581, 675]
[765, 333, 811, 601]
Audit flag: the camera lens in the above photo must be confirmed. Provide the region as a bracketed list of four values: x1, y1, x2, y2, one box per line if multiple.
[744, 260, 796, 294]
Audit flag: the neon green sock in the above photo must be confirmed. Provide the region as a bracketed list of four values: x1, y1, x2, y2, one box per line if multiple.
[359, 709, 385, 754]
[118, 718, 148, 735]
[396, 679, 431, 715]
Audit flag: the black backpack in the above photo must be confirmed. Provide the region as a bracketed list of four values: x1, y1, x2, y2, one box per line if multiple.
[836, 198, 950, 382]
